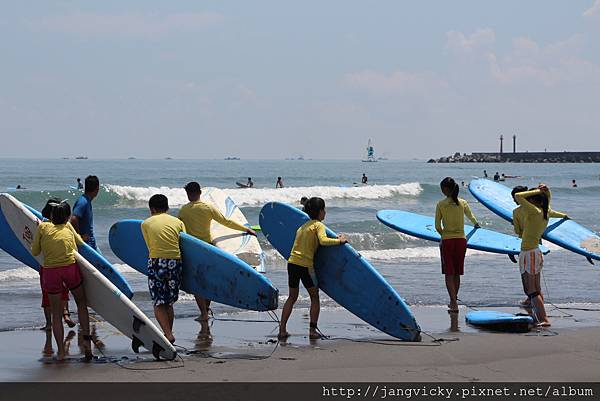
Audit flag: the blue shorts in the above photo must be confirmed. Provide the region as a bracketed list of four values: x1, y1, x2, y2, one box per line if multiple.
[147, 258, 182, 306]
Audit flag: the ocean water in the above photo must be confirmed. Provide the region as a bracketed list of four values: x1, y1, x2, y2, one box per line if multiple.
[1, 158, 599, 331]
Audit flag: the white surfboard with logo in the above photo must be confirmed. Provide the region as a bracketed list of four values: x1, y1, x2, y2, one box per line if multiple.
[201, 187, 266, 273]
[0, 193, 176, 360]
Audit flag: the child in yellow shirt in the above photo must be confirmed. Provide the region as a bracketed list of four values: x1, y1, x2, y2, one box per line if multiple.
[278, 197, 347, 340]
[31, 201, 92, 361]
[141, 194, 186, 343]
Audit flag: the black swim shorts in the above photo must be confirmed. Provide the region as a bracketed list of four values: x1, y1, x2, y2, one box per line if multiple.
[287, 263, 317, 289]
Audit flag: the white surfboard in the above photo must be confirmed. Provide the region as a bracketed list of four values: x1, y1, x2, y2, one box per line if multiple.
[0, 193, 176, 360]
[201, 187, 266, 273]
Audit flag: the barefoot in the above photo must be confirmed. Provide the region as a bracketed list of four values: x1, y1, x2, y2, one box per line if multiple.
[277, 331, 290, 340]
[55, 351, 65, 361]
[63, 314, 76, 328]
[166, 335, 176, 344]
[309, 330, 322, 340]
[537, 320, 551, 327]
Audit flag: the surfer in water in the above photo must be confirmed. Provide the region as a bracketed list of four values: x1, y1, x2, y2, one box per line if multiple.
[483, 170, 488, 178]
[178, 182, 257, 322]
[572, 179, 578, 188]
[435, 177, 480, 313]
[76, 178, 83, 190]
[142, 194, 186, 344]
[31, 201, 93, 360]
[278, 197, 347, 341]
[71, 175, 99, 250]
[246, 177, 254, 188]
[300, 196, 308, 207]
[514, 184, 568, 326]
[493, 172, 500, 182]
[361, 173, 368, 184]
[39, 198, 76, 331]
[276, 177, 284, 188]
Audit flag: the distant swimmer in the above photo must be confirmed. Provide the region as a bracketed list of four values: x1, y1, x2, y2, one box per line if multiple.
[493, 172, 500, 182]
[276, 177, 284, 189]
[483, 170, 488, 178]
[499, 174, 506, 182]
[247, 177, 254, 188]
[16, 185, 23, 189]
[76, 178, 83, 190]
[361, 173, 368, 184]
[572, 179, 578, 188]
[300, 196, 308, 208]
[461, 181, 465, 187]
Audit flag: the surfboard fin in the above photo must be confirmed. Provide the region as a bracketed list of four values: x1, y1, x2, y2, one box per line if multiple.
[131, 335, 144, 354]
[509, 254, 517, 264]
[586, 257, 594, 265]
[152, 341, 165, 361]
[132, 316, 146, 333]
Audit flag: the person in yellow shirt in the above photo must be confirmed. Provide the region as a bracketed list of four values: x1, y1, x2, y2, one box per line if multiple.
[178, 181, 257, 321]
[514, 184, 567, 327]
[278, 197, 347, 340]
[31, 201, 92, 361]
[435, 177, 480, 313]
[511, 186, 533, 307]
[141, 194, 186, 343]
[39, 198, 76, 331]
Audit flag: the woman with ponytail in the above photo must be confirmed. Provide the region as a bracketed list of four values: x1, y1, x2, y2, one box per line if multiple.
[279, 197, 347, 340]
[435, 177, 480, 313]
[514, 184, 568, 326]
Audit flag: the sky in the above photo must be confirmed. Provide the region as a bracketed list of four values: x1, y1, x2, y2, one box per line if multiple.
[1, 1, 599, 159]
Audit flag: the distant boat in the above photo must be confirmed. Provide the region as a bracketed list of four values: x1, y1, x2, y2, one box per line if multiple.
[362, 139, 377, 162]
[128, 157, 136, 160]
[224, 157, 240, 160]
[75, 156, 88, 160]
[165, 157, 173, 160]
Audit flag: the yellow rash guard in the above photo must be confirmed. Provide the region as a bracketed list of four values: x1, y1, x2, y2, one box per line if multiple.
[288, 220, 341, 269]
[178, 201, 248, 243]
[31, 222, 84, 267]
[515, 188, 567, 251]
[435, 197, 479, 240]
[141, 213, 186, 259]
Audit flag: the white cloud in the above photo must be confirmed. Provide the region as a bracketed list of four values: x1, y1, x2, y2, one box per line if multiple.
[487, 34, 600, 86]
[583, 0, 600, 17]
[344, 70, 448, 96]
[445, 28, 495, 53]
[27, 12, 224, 38]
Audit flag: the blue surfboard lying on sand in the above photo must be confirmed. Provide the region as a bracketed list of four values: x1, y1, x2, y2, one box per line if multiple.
[109, 220, 278, 311]
[0, 194, 133, 299]
[469, 179, 600, 264]
[259, 202, 420, 341]
[466, 310, 533, 333]
[376, 210, 549, 263]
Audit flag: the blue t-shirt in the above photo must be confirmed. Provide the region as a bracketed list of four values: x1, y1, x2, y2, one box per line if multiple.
[72, 194, 96, 249]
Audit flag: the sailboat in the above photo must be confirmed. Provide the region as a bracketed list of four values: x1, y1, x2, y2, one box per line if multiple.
[362, 139, 377, 162]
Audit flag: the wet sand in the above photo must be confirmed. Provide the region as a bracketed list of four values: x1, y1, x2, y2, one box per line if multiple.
[1, 305, 599, 382]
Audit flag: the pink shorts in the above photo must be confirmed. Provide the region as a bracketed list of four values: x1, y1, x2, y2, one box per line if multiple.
[41, 264, 82, 294]
[40, 270, 69, 307]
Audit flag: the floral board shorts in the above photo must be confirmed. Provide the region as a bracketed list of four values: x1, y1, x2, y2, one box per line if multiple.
[147, 258, 183, 306]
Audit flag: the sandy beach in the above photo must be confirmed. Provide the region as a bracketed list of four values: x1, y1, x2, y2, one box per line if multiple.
[2, 305, 598, 382]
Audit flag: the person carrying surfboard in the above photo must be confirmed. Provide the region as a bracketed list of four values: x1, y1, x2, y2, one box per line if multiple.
[435, 177, 480, 313]
[141, 194, 186, 344]
[178, 182, 257, 322]
[39, 198, 76, 331]
[31, 201, 93, 361]
[71, 175, 100, 250]
[278, 197, 347, 340]
[514, 184, 568, 327]
[511, 186, 534, 307]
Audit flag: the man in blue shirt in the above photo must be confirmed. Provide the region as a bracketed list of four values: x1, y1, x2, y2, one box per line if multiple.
[71, 175, 100, 250]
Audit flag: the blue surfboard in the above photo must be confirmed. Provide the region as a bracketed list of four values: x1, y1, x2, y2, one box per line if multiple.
[466, 310, 533, 333]
[259, 202, 421, 341]
[376, 210, 549, 262]
[469, 179, 600, 264]
[0, 194, 133, 299]
[109, 220, 278, 311]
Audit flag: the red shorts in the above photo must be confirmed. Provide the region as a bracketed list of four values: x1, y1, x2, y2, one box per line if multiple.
[40, 264, 82, 295]
[440, 238, 467, 276]
[40, 271, 69, 307]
